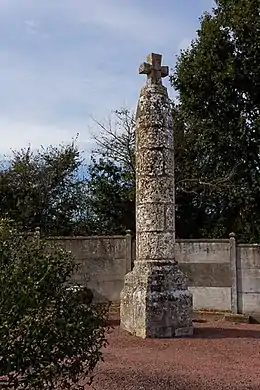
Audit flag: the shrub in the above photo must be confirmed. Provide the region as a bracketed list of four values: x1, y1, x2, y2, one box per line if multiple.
[0, 219, 109, 389]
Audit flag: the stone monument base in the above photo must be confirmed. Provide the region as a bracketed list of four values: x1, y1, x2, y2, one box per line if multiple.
[120, 261, 193, 338]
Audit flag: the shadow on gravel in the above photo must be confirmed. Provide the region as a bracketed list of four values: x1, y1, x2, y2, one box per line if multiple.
[107, 319, 120, 327]
[194, 326, 260, 339]
[107, 321, 260, 339]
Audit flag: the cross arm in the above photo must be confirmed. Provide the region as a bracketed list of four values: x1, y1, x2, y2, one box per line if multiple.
[160, 65, 169, 78]
[139, 62, 151, 75]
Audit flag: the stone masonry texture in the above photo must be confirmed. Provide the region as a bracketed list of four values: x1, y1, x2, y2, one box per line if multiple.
[120, 53, 193, 338]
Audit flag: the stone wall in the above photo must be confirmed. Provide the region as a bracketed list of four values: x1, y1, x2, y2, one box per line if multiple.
[176, 240, 232, 312]
[49, 235, 132, 302]
[237, 244, 260, 317]
[50, 234, 260, 318]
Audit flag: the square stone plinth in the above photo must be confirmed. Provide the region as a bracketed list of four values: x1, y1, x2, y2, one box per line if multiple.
[120, 261, 193, 338]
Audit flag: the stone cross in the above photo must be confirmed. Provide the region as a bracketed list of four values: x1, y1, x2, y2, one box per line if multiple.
[120, 52, 193, 339]
[139, 53, 169, 85]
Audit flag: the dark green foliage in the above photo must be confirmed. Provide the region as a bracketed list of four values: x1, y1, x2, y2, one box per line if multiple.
[86, 157, 135, 235]
[0, 219, 109, 389]
[171, 0, 260, 241]
[0, 142, 88, 236]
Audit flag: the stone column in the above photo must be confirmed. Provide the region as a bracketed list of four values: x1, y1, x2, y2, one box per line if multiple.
[120, 53, 193, 338]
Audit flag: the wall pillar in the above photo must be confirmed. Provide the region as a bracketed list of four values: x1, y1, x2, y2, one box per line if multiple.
[229, 232, 238, 313]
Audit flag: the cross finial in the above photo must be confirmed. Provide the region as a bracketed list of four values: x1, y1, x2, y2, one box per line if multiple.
[139, 53, 169, 85]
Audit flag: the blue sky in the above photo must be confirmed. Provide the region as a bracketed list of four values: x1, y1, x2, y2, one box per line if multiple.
[0, 0, 215, 157]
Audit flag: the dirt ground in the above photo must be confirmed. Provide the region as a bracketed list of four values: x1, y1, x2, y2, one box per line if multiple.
[85, 320, 260, 390]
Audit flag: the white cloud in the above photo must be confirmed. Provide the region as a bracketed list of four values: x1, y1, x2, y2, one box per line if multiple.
[0, 117, 95, 156]
[178, 37, 193, 52]
[24, 19, 37, 28]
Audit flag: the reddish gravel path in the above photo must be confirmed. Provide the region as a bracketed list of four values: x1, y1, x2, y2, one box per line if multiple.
[86, 321, 260, 390]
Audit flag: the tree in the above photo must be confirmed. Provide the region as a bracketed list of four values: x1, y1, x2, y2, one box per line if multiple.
[171, 0, 260, 241]
[86, 157, 135, 235]
[85, 109, 135, 235]
[88, 106, 232, 238]
[92, 109, 135, 174]
[0, 141, 89, 236]
[0, 218, 109, 389]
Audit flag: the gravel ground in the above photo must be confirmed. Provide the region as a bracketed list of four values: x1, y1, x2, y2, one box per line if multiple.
[85, 320, 260, 390]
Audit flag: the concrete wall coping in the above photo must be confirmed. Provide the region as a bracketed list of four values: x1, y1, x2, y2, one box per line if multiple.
[237, 243, 260, 248]
[46, 235, 126, 240]
[45, 236, 231, 243]
[175, 239, 230, 243]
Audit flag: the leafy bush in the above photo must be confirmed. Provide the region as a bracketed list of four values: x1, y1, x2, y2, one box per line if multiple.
[0, 219, 109, 389]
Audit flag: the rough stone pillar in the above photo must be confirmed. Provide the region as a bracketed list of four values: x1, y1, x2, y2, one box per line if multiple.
[120, 53, 193, 338]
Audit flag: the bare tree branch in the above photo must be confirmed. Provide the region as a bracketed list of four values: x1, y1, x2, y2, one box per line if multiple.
[90, 109, 135, 173]
[90, 106, 237, 199]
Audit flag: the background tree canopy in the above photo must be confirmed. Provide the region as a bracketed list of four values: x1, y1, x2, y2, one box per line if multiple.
[171, 0, 260, 242]
[87, 0, 260, 241]
[1, 1, 260, 241]
[0, 142, 90, 237]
